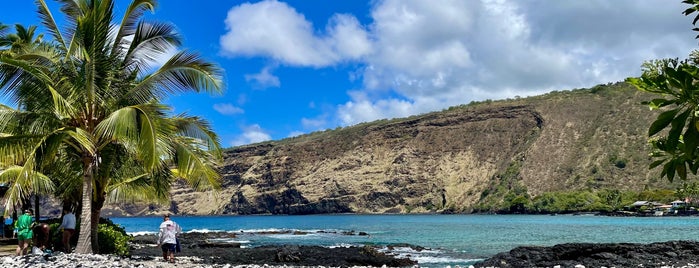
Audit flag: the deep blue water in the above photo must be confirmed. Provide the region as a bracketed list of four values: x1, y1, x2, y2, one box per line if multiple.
[111, 214, 699, 266]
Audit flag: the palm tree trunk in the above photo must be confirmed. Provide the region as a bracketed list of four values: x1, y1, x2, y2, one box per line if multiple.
[90, 193, 106, 253]
[74, 156, 94, 254]
[90, 208, 100, 253]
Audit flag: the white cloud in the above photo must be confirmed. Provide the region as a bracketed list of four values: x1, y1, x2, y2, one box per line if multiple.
[287, 131, 305, 138]
[213, 103, 244, 115]
[231, 124, 272, 146]
[336, 0, 695, 126]
[221, 0, 696, 128]
[245, 66, 281, 89]
[301, 117, 326, 129]
[219, 0, 371, 67]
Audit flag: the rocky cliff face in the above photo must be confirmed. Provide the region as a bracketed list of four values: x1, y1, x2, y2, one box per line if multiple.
[102, 83, 667, 216]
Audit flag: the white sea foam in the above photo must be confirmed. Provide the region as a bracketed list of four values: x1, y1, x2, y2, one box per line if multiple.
[328, 243, 358, 248]
[379, 246, 480, 265]
[186, 228, 226, 233]
[382, 246, 442, 255]
[127, 231, 156, 236]
[239, 228, 286, 233]
[408, 255, 483, 264]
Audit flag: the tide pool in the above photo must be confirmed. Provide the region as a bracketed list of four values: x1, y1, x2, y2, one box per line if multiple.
[110, 214, 699, 266]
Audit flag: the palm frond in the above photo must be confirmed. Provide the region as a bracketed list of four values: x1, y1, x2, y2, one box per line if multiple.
[0, 166, 55, 214]
[95, 106, 139, 143]
[0, 23, 8, 36]
[124, 21, 182, 73]
[130, 51, 223, 102]
[95, 104, 161, 170]
[170, 113, 222, 158]
[0, 135, 43, 167]
[35, 0, 67, 49]
[105, 173, 169, 204]
[66, 128, 96, 155]
[171, 137, 221, 191]
[111, 0, 158, 56]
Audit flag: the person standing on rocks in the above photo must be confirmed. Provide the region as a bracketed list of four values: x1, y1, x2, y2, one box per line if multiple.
[59, 209, 76, 253]
[157, 214, 182, 263]
[15, 209, 33, 256]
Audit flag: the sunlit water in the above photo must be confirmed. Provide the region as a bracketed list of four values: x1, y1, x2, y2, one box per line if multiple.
[111, 214, 699, 267]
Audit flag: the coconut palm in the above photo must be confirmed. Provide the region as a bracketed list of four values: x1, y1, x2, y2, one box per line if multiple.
[0, 23, 56, 220]
[0, 0, 223, 253]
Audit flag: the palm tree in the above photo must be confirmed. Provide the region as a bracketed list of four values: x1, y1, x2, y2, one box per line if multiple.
[0, 24, 55, 220]
[0, 0, 224, 253]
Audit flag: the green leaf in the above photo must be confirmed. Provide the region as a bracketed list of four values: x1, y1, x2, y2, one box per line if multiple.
[684, 118, 699, 156]
[649, 159, 666, 170]
[667, 110, 691, 150]
[690, 161, 699, 175]
[649, 108, 680, 136]
[677, 159, 688, 180]
[665, 161, 677, 182]
[646, 98, 672, 110]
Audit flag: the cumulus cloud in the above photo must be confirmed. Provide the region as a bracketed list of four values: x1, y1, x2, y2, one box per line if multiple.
[220, 0, 696, 127]
[220, 0, 371, 67]
[213, 103, 244, 115]
[245, 66, 281, 89]
[231, 124, 272, 146]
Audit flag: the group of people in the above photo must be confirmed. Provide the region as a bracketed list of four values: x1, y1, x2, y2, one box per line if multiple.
[13, 208, 76, 256]
[10, 210, 182, 263]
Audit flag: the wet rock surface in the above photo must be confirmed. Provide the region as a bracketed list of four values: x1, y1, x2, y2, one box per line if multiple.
[473, 240, 699, 268]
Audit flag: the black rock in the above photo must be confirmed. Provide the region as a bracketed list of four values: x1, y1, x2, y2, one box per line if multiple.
[130, 232, 416, 267]
[473, 240, 699, 268]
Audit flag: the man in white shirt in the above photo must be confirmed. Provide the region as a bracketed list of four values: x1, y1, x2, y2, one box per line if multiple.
[157, 214, 182, 263]
[58, 209, 76, 253]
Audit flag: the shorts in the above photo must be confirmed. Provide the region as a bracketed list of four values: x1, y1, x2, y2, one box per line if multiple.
[17, 229, 32, 241]
[161, 243, 176, 253]
[64, 229, 75, 236]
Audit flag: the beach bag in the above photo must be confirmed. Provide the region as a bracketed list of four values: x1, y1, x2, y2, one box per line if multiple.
[31, 246, 42, 255]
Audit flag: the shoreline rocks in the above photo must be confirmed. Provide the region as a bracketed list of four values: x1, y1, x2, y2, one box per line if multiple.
[129, 232, 416, 267]
[473, 240, 699, 268]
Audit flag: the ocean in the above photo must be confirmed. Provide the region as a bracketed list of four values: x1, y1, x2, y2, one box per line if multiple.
[111, 214, 699, 267]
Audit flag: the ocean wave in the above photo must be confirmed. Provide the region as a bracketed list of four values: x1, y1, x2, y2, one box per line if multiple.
[186, 228, 228, 233]
[408, 255, 483, 264]
[379, 246, 480, 265]
[127, 231, 156, 236]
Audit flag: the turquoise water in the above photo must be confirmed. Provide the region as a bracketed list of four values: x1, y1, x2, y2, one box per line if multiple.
[111, 214, 699, 266]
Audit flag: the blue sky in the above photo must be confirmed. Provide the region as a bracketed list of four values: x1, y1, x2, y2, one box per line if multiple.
[1, 0, 697, 148]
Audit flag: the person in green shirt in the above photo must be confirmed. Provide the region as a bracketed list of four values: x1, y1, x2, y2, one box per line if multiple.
[15, 209, 33, 256]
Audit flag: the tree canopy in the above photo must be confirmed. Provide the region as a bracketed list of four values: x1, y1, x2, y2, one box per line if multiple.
[628, 0, 699, 182]
[0, 0, 224, 254]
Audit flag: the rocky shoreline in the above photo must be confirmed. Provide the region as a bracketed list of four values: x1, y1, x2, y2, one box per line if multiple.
[473, 240, 699, 268]
[0, 230, 418, 268]
[128, 231, 418, 266]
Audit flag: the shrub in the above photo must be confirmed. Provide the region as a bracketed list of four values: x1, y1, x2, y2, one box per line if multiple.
[97, 218, 131, 256]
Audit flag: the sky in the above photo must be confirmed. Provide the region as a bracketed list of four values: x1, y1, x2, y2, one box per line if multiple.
[0, 0, 697, 147]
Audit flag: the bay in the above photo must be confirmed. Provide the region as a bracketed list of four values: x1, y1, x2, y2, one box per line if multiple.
[111, 214, 699, 267]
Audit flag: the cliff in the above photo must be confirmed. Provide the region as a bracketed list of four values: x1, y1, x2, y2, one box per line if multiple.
[102, 82, 671, 216]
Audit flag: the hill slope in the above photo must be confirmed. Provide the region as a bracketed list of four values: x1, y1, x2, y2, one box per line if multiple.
[103, 82, 673, 216]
